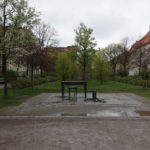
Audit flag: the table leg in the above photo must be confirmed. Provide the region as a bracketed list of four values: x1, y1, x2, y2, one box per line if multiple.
[84, 83, 87, 98]
[62, 84, 64, 98]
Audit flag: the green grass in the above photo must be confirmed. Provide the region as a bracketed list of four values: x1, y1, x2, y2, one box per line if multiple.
[0, 81, 150, 108]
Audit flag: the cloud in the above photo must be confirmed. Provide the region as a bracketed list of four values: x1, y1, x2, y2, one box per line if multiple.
[29, 0, 150, 48]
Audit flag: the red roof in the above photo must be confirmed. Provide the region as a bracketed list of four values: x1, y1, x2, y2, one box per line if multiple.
[130, 31, 150, 53]
[55, 46, 75, 52]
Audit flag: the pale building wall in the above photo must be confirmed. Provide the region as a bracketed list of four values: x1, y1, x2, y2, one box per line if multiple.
[129, 43, 150, 75]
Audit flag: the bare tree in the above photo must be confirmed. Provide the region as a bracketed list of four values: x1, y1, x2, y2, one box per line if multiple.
[103, 43, 124, 72]
[34, 22, 58, 76]
[119, 37, 131, 74]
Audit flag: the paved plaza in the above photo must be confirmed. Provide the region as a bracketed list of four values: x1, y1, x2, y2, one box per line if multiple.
[0, 93, 150, 117]
[0, 93, 150, 150]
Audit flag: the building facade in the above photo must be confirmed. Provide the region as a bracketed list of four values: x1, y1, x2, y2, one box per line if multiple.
[129, 31, 150, 75]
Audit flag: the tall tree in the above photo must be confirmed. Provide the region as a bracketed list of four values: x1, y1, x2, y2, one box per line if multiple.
[94, 51, 111, 83]
[55, 53, 73, 81]
[120, 37, 130, 74]
[34, 22, 58, 76]
[0, 0, 39, 96]
[75, 23, 96, 80]
[104, 43, 124, 72]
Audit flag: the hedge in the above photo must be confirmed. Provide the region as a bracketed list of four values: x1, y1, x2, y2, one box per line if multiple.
[113, 76, 150, 87]
[11, 76, 56, 89]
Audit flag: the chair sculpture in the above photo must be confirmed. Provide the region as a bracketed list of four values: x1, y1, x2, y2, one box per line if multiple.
[85, 90, 105, 103]
[68, 86, 77, 98]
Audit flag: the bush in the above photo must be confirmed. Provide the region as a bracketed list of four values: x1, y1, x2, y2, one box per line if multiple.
[33, 74, 41, 78]
[139, 70, 150, 80]
[7, 70, 19, 82]
[117, 70, 128, 77]
[113, 75, 150, 88]
[93, 53, 111, 83]
[11, 78, 31, 88]
[41, 72, 56, 78]
[11, 76, 56, 89]
[55, 53, 74, 81]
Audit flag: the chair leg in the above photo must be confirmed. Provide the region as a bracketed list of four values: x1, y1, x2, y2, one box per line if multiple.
[75, 89, 77, 97]
[69, 88, 71, 98]
[76, 89, 77, 97]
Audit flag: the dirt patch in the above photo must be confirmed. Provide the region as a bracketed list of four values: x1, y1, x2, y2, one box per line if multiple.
[136, 111, 150, 116]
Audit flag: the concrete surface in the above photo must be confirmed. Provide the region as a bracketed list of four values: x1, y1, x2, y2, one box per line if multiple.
[1, 93, 150, 150]
[0, 117, 150, 150]
[0, 93, 150, 117]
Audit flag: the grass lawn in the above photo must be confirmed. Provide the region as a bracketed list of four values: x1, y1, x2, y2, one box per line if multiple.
[0, 81, 150, 108]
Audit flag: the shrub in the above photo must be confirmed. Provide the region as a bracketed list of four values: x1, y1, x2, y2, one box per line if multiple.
[113, 75, 150, 88]
[117, 70, 128, 77]
[139, 70, 150, 80]
[41, 72, 56, 78]
[93, 53, 111, 83]
[33, 74, 41, 78]
[55, 53, 73, 81]
[11, 78, 31, 88]
[11, 76, 56, 89]
[7, 70, 19, 82]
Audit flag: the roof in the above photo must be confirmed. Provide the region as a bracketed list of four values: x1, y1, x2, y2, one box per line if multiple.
[130, 31, 150, 53]
[54, 46, 75, 52]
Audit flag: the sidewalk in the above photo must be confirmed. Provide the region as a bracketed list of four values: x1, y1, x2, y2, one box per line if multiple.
[0, 117, 150, 150]
[0, 93, 150, 149]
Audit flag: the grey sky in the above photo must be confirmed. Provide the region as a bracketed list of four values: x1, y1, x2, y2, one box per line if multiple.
[29, 0, 150, 48]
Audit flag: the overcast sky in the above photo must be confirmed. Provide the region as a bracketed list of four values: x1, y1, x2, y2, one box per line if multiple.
[29, 0, 150, 48]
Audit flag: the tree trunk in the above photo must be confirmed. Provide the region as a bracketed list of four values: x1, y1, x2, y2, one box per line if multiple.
[2, 54, 7, 96]
[26, 64, 29, 76]
[82, 65, 86, 81]
[31, 56, 34, 90]
[82, 50, 86, 81]
[40, 66, 43, 77]
[123, 63, 126, 73]
[113, 63, 116, 73]
[31, 65, 34, 90]
[2, 1, 8, 96]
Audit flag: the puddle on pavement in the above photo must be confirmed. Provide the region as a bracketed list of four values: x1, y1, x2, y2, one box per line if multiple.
[57, 110, 150, 117]
[88, 110, 122, 117]
[88, 110, 140, 117]
[136, 111, 150, 116]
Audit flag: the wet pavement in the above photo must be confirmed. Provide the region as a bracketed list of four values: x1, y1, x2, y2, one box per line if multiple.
[0, 93, 150, 117]
[1, 93, 150, 150]
[0, 117, 150, 150]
